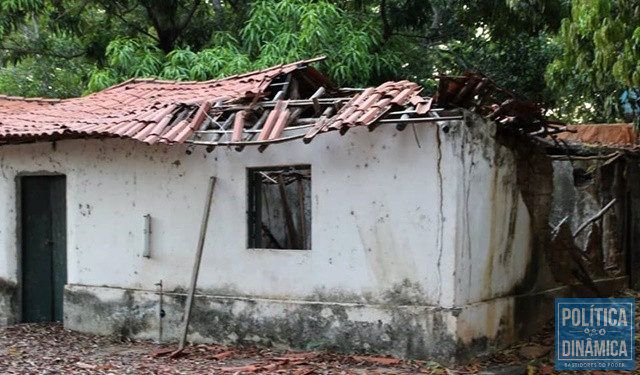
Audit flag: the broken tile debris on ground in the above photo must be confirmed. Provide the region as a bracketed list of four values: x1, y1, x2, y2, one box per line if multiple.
[0, 323, 472, 374]
[1, 289, 638, 374]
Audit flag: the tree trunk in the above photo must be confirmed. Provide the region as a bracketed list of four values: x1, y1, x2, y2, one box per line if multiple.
[140, 0, 202, 53]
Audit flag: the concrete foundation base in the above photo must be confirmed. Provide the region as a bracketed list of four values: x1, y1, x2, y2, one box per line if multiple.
[0, 278, 17, 325]
[64, 284, 462, 362]
[63, 277, 628, 364]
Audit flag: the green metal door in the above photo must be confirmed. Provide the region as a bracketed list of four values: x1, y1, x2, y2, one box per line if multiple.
[21, 176, 66, 322]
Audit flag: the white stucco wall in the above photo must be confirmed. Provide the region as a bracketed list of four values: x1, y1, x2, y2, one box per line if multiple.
[0, 122, 463, 307]
[451, 116, 534, 306]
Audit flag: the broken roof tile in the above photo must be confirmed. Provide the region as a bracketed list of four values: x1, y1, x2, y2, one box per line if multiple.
[0, 58, 487, 150]
[0, 58, 326, 145]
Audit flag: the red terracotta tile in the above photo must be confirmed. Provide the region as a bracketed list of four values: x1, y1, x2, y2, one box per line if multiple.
[0, 58, 324, 144]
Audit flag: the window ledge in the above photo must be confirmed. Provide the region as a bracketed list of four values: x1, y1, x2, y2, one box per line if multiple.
[247, 248, 311, 252]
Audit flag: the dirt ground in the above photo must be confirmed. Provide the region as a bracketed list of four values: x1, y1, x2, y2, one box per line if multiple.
[1, 291, 638, 374]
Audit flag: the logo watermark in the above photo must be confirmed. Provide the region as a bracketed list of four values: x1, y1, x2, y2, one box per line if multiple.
[556, 298, 635, 370]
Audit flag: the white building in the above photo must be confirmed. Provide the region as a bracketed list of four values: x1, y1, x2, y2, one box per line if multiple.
[0, 59, 631, 363]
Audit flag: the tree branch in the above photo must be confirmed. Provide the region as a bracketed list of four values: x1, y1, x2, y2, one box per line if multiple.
[437, 48, 475, 71]
[380, 0, 392, 41]
[390, 31, 458, 46]
[430, 1, 444, 31]
[53, 0, 90, 21]
[139, 0, 161, 35]
[99, 0, 159, 42]
[0, 46, 86, 59]
[177, 0, 203, 35]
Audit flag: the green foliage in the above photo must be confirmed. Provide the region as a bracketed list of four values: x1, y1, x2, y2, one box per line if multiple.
[86, 38, 253, 92]
[0, 0, 92, 98]
[454, 32, 559, 104]
[86, 0, 400, 92]
[0, 0, 566, 108]
[241, 0, 397, 85]
[1, 0, 44, 12]
[0, 56, 86, 97]
[547, 0, 640, 122]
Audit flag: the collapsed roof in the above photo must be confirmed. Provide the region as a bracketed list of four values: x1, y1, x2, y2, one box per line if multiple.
[0, 57, 558, 151]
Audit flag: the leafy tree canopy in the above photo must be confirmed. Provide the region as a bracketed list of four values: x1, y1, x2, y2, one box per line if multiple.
[87, 0, 400, 92]
[0, 0, 567, 118]
[547, 0, 640, 123]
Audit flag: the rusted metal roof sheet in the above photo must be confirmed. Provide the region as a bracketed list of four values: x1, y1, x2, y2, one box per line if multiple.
[555, 124, 638, 148]
[0, 57, 327, 145]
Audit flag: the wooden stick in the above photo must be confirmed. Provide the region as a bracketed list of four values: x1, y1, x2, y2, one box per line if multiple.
[196, 122, 316, 134]
[549, 152, 620, 161]
[377, 115, 463, 123]
[177, 176, 217, 351]
[218, 97, 350, 111]
[277, 174, 298, 249]
[189, 133, 307, 147]
[573, 198, 617, 238]
[396, 106, 415, 131]
[389, 108, 444, 115]
[527, 127, 573, 136]
[289, 77, 300, 100]
[601, 152, 623, 167]
[260, 222, 284, 249]
[297, 178, 306, 249]
[234, 84, 290, 151]
[211, 113, 236, 143]
[288, 87, 325, 125]
[235, 109, 270, 151]
[156, 280, 163, 343]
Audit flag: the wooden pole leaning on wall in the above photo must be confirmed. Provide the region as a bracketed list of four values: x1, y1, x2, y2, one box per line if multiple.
[176, 176, 217, 354]
[573, 198, 617, 238]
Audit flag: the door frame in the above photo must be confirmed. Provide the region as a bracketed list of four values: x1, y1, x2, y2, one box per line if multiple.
[15, 171, 67, 322]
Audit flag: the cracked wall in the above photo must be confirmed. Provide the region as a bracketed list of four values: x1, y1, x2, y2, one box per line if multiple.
[452, 114, 536, 307]
[0, 123, 459, 324]
[0, 113, 580, 363]
[447, 113, 631, 360]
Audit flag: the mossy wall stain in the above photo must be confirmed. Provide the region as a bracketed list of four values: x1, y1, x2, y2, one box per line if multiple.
[0, 277, 17, 324]
[64, 285, 464, 363]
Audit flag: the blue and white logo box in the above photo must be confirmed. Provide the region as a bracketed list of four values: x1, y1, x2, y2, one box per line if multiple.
[556, 298, 635, 371]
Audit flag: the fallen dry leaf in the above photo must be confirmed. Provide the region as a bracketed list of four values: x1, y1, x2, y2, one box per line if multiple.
[518, 344, 550, 359]
[352, 355, 402, 365]
[213, 364, 259, 372]
[293, 366, 316, 375]
[150, 348, 174, 358]
[76, 361, 98, 370]
[168, 348, 189, 359]
[212, 350, 235, 360]
[539, 365, 553, 374]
